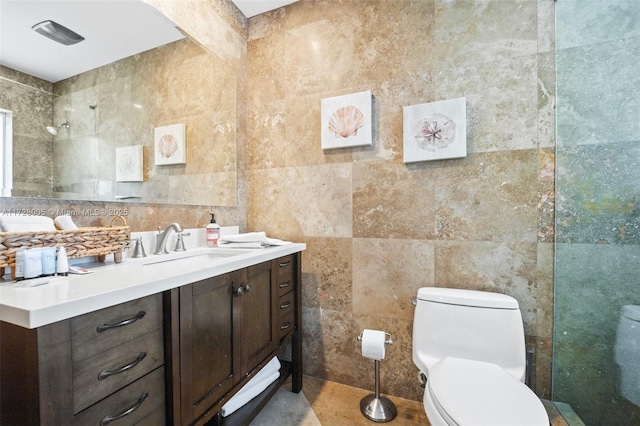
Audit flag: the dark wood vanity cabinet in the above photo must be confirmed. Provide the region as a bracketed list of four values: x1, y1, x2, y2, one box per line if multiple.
[166, 253, 302, 426]
[0, 251, 302, 426]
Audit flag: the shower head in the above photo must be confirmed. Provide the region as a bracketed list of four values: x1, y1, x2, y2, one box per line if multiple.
[47, 121, 70, 136]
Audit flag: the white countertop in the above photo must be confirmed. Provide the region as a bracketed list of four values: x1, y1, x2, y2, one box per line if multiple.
[0, 243, 305, 329]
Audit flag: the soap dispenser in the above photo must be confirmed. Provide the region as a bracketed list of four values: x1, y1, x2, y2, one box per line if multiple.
[205, 213, 220, 247]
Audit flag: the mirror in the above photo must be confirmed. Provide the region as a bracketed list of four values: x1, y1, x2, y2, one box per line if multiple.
[0, 0, 237, 207]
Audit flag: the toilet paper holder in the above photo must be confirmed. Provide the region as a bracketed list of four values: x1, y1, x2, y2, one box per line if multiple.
[356, 331, 397, 423]
[357, 331, 394, 346]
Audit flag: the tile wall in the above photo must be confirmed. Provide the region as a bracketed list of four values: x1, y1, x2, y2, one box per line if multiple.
[246, 0, 556, 401]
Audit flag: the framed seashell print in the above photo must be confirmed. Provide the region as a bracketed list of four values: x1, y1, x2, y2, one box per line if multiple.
[321, 90, 373, 150]
[403, 97, 467, 163]
[154, 123, 186, 165]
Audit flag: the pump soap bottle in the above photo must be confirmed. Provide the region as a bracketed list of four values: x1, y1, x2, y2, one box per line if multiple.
[205, 213, 220, 247]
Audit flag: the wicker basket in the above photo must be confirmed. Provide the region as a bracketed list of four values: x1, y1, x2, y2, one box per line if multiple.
[0, 216, 130, 268]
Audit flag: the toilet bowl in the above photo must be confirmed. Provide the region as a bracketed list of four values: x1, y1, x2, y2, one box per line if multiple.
[614, 304, 640, 407]
[412, 287, 549, 426]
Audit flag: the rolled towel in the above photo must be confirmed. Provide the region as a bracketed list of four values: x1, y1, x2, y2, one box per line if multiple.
[54, 215, 78, 230]
[221, 370, 280, 417]
[0, 215, 56, 232]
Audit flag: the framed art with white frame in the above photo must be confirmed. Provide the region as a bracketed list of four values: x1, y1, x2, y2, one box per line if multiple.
[116, 145, 143, 182]
[321, 90, 373, 150]
[154, 123, 186, 165]
[403, 97, 466, 163]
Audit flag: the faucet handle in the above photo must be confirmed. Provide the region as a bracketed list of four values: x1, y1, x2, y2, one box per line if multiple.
[174, 232, 191, 252]
[130, 237, 147, 258]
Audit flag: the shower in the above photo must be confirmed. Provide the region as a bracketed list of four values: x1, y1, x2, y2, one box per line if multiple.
[46, 121, 70, 136]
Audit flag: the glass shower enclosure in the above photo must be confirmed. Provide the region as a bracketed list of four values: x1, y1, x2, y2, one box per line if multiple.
[554, 0, 640, 424]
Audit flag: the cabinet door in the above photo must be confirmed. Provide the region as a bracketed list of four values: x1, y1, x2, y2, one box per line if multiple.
[235, 260, 277, 375]
[179, 270, 241, 424]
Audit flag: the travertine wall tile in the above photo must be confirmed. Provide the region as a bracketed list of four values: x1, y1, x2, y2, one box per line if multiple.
[436, 55, 539, 153]
[301, 236, 353, 311]
[353, 160, 437, 239]
[435, 150, 539, 242]
[248, 0, 555, 401]
[434, 0, 538, 67]
[353, 238, 435, 321]
[248, 164, 353, 238]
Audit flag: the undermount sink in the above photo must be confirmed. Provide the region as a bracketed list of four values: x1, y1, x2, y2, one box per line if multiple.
[141, 248, 254, 266]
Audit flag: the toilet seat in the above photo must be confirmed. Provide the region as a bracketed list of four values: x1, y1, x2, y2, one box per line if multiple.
[427, 357, 549, 426]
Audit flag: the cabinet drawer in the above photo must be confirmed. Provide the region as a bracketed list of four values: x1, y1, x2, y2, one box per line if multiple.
[73, 328, 164, 413]
[73, 367, 165, 426]
[277, 291, 295, 319]
[275, 255, 295, 297]
[71, 294, 163, 362]
[278, 310, 295, 340]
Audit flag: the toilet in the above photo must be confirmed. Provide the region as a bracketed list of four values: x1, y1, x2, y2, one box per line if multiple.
[614, 304, 640, 407]
[412, 287, 549, 426]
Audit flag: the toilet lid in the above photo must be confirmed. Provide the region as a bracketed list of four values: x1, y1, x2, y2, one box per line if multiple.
[429, 357, 549, 426]
[621, 305, 640, 322]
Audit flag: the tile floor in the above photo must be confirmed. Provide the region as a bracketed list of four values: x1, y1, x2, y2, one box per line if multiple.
[251, 376, 571, 425]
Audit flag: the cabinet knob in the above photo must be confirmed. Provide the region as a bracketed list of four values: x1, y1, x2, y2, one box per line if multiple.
[235, 284, 251, 296]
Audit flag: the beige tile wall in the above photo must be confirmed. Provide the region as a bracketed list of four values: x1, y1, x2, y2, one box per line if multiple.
[246, 0, 556, 401]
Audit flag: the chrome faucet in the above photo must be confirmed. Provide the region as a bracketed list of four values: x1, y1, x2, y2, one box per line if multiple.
[154, 223, 183, 255]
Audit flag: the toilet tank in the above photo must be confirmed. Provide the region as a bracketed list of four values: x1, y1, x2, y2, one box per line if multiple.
[412, 287, 527, 382]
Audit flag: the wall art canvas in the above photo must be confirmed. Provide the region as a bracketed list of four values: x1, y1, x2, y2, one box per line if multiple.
[403, 97, 467, 163]
[116, 145, 143, 182]
[321, 90, 372, 150]
[154, 123, 186, 165]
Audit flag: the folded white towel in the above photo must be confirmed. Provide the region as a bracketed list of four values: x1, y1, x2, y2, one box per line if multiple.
[221, 371, 280, 417]
[220, 357, 281, 417]
[0, 215, 56, 232]
[244, 357, 281, 386]
[218, 232, 291, 248]
[54, 215, 78, 230]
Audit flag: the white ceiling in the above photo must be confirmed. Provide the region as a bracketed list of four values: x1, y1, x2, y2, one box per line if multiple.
[0, 0, 298, 83]
[233, 0, 298, 18]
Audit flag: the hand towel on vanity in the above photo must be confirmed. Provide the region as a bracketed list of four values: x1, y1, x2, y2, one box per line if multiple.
[0, 215, 57, 232]
[220, 356, 281, 417]
[217, 231, 291, 248]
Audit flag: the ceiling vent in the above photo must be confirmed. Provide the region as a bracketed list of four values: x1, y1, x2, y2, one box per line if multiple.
[32, 20, 84, 46]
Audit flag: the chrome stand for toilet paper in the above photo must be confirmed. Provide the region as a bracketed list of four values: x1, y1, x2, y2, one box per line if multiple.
[357, 332, 397, 423]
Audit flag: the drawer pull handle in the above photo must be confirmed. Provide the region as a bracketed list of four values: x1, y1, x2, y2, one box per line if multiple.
[98, 352, 147, 380]
[279, 281, 291, 289]
[97, 311, 146, 333]
[279, 261, 291, 268]
[280, 321, 292, 330]
[280, 301, 292, 309]
[100, 392, 149, 425]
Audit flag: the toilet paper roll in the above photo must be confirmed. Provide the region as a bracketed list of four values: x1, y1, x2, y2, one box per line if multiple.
[361, 329, 386, 360]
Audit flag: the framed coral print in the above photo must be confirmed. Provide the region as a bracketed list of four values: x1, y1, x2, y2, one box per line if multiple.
[403, 97, 467, 163]
[116, 145, 143, 182]
[321, 91, 373, 150]
[154, 123, 186, 165]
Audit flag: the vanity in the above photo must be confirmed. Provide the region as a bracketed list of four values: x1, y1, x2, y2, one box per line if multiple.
[0, 243, 305, 425]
